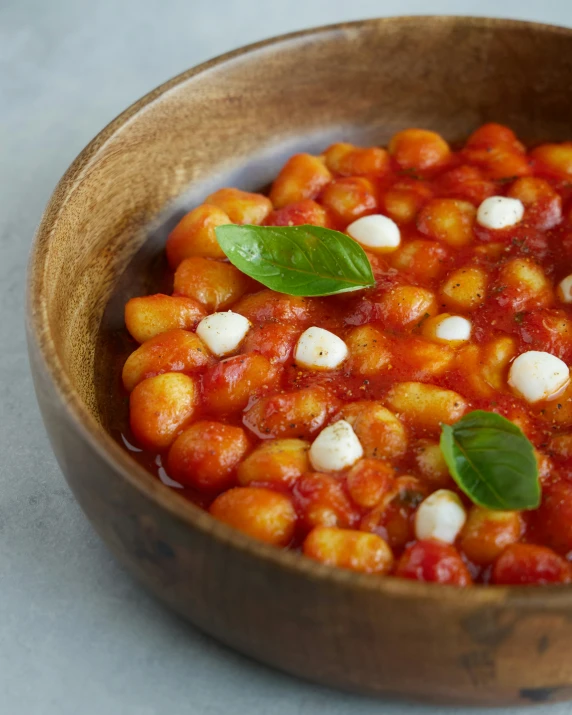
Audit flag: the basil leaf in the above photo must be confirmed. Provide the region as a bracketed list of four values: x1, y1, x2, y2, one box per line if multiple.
[215, 224, 375, 297]
[440, 410, 540, 510]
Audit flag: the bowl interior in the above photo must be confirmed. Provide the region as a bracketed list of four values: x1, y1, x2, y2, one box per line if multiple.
[30, 14, 572, 582]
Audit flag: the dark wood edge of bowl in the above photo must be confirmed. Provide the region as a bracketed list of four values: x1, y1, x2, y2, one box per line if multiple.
[26, 15, 572, 605]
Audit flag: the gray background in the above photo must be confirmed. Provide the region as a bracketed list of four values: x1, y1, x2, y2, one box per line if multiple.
[2, 0, 572, 713]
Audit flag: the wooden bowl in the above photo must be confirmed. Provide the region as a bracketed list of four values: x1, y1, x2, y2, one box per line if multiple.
[27, 17, 572, 705]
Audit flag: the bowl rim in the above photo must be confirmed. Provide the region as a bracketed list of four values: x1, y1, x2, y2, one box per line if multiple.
[27, 14, 572, 606]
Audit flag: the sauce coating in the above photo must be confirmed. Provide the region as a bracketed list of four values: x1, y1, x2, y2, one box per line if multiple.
[119, 124, 572, 585]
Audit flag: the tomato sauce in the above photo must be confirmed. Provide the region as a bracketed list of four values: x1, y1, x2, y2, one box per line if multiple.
[116, 124, 572, 586]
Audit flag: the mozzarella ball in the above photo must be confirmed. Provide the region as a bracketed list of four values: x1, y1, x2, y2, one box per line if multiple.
[414, 489, 467, 544]
[476, 196, 524, 230]
[294, 327, 348, 370]
[346, 214, 401, 253]
[309, 420, 363, 472]
[422, 314, 471, 349]
[508, 351, 570, 403]
[196, 311, 251, 356]
[436, 315, 471, 341]
[558, 275, 572, 304]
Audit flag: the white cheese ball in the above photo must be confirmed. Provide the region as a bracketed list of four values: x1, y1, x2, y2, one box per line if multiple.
[309, 420, 363, 472]
[558, 275, 572, 304]
[476, 196, 524, 230]
[346, 214, 401, 252]
[435, 315, 472, 342]
[294, 327, 348, 370]
[414, 489, 467, 544]
[196, 311, 251, 356]
[508, 350, 570, 403]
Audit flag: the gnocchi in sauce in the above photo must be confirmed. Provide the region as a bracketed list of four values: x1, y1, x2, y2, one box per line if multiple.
[120, 124, 572, 586]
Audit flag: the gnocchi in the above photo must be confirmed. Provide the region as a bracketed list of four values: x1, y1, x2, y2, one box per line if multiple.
[118, 125, 572, 587]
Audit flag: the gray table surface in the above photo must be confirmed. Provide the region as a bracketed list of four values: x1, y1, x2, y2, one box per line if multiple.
[3, 0, 572, 712]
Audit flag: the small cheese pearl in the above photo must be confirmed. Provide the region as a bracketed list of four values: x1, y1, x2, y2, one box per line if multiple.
[346, 214, 401, 252]
[309, 420, 363, 472]
[435, 315, 472, 342]
[476, 196, 524, 230]
[415, 489, 467, 544]
[196, 311, 251, 356]
[508, 350, 570, 403]
[294, 327, 348, 370]
[557, 275, 572, 304]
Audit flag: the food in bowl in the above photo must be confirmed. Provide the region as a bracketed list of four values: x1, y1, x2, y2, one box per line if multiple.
[118, 123, 572, 587]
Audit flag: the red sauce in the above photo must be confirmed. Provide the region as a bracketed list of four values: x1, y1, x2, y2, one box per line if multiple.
[116, 124, 572, 585]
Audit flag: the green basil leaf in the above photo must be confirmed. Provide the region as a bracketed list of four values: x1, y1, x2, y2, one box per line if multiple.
[440, 410, 540, 510]
[215, 224, 375, 297]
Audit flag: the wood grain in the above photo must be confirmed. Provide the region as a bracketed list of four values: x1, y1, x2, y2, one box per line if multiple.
[27, 17, 572, 704]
